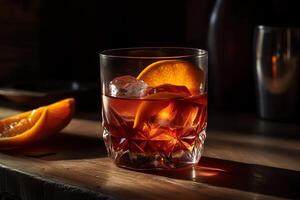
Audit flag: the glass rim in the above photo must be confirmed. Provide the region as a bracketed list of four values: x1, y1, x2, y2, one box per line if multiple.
[256, 25, 300, 31]
[99, 47, 207, 59]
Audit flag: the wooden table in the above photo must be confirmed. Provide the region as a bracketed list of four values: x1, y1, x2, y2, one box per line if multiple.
[0, 108, 299, 200]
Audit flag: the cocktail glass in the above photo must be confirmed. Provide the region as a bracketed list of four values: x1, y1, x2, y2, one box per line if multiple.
[100, 47, 207, 170]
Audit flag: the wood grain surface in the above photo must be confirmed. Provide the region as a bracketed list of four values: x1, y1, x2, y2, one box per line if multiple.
[0, 109, 299, 200]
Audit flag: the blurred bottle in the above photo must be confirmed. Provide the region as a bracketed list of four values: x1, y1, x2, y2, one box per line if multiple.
[208, 0, 257, 111]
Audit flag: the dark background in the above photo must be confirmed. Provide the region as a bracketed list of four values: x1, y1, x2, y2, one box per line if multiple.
[0, 0, 300, 112]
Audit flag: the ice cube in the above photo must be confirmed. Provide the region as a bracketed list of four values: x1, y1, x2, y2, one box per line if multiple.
[109, 75, 149, 98]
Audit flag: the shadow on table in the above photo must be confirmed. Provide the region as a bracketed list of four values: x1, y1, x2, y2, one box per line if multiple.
[1, 132, 107, 161]
[146, 157, 300, 199]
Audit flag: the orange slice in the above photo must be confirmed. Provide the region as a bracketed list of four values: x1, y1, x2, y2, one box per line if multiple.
[0, 98, 75, 148]
[137, 60, 203, 94]
[133, 92, 186, 129]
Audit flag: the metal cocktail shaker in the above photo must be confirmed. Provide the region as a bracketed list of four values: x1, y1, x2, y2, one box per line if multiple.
[254, 26, 300, 121]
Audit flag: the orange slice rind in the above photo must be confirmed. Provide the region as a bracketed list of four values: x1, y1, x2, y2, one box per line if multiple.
[137, 60, 203, 94]
[0, 98, 75, 148]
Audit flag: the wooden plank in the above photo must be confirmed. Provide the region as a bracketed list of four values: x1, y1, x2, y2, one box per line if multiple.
[0, 110, 299, 199]
[205, 131, 300, 171]
[0, 154, 286, 200]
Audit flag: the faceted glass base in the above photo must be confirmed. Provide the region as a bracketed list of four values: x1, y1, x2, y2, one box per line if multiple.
[103, 128, 206, 170]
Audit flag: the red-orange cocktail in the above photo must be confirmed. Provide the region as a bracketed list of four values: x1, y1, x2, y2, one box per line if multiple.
[100, 48, 207, 170]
